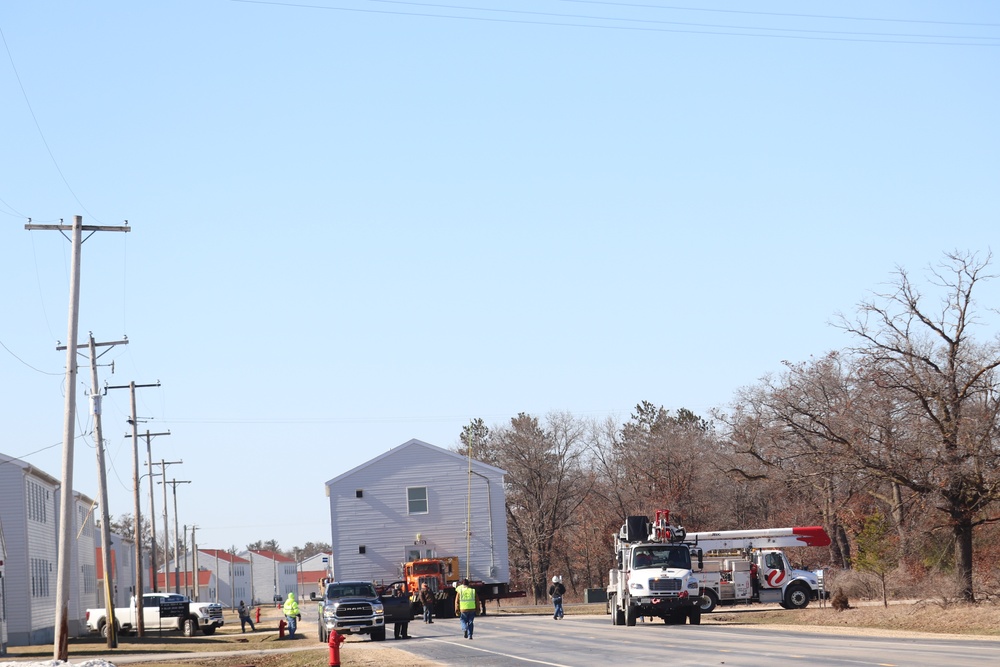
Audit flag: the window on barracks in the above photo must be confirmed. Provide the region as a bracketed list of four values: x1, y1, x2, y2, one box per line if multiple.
[407, 487, 428, 514]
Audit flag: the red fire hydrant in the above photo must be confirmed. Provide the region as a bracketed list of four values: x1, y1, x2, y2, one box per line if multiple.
[255, 606, 261, 624]
[278, 618, 287, 639]
[328, 628, 345, 666]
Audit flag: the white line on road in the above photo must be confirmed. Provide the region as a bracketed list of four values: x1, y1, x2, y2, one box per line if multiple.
[426, 637, 575, 666]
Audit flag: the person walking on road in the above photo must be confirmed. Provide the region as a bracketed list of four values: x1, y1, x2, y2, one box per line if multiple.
[419, 583, 435, 624]
[455, 579, 480, 640]
[548, 576, 566, 620]
[237, 600, 256, 632]
[282, 592, 300, 638]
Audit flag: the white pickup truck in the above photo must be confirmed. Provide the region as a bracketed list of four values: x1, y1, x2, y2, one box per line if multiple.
[86, 592, 225, 637]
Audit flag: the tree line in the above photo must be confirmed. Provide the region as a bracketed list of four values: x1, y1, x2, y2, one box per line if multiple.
[456, 251, 1000, 604]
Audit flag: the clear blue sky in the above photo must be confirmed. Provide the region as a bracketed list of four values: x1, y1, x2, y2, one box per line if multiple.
[2, 1, 998, 553]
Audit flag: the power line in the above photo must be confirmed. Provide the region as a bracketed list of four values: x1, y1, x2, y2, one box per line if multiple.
[370, 0, 1000, 39]
[0, 337, 63, 375]
[231, 0, 1000, 45]
[560, 0, 1000, 28]
[371, 0, 1000, 40]
[0, 23, 99, 221]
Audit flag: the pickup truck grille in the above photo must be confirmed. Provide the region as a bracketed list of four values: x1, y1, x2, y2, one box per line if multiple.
[337, 603, 374, 618]
[649, 578, 682, 593]
[206, 607, 224, 621]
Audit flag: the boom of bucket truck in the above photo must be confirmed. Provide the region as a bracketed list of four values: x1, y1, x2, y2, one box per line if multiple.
[686, 526, 831, 612]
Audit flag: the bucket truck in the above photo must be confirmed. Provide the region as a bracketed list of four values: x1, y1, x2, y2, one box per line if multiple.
[607, 510, 704, 627]
[686, 526, 831, 612]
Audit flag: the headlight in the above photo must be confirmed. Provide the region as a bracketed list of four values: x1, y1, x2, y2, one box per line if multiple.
[687, 580, 699, 589]
[373, 602, 385, 615]
[629, 582, 645, 590]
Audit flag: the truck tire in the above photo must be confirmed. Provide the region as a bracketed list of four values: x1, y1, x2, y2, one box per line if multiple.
[610, 595, 625, 625]
[687, 607, 702, 625]
[625, 601, 637, 627]
[784, 583, 811, 610]
[183, 617, 197, 637]
[698, 589, 719, 613]
[371, 627, 386, 641]
[100, 620, 119, 640]
[201, 626, 217, 636]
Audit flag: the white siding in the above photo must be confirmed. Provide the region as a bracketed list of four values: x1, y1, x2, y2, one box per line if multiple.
[1, 454, 106, 646]
[0, 455, 61, 646]
[237, 551, 298, 606]
[69, 494, 98, 636]
[327, 439, 509, 585]
[196, 550, 252, 609]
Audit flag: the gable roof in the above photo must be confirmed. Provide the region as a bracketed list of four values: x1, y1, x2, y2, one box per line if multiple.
[325, 438, 506, 486]
[200, 548, 249, 564]
[245, 549, 295, 563]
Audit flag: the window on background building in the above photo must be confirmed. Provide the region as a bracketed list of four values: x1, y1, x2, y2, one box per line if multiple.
[407, 487, 428, 514]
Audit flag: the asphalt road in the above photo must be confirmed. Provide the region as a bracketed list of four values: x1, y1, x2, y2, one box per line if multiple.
[375, 614, 1000, 667]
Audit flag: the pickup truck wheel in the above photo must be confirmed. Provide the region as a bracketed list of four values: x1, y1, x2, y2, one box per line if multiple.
[371, 627, 386, 641]
[183, 617, 196, 637]
[201, 626, 216, 636]
[698, 589, 719, 613]
[100, 620, 119, 639]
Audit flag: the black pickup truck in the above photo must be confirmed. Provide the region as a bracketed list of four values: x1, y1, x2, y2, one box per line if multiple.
[318, 581, 414, 643]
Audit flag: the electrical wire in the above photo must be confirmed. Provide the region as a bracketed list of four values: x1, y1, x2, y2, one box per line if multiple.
[0, 22, 101, 221]
[370, 0, 1000, 41]
[230, 0, 1000, 45]
[559, 0, 1000, 28]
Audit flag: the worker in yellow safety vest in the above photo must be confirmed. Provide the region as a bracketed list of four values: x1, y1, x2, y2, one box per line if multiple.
[282, 592, 300, 638]
[454, 579, 480, 640]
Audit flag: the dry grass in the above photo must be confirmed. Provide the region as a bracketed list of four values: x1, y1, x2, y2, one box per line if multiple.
[710, 598, 1000, 637]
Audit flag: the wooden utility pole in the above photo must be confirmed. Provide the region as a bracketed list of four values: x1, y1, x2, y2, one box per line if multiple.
[166, 478, 191, 593]
[191, 525, 200, 601]
[155, 459, 182, 592]
[140, 429, 170, 590]
[106, 380, 160, 636]
[25, 216, 129, 662]
[57, 333, 129, 648]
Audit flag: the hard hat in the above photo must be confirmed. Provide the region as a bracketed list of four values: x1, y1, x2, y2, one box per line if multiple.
[552, 576, 558, 583]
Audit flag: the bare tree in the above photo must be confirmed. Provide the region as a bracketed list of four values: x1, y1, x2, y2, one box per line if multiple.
[587, 401, 718, 528]
[465, 412, 588, 603]
[835, 250, 1000, 602]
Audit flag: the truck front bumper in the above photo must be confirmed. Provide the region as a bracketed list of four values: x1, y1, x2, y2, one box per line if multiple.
[327, 617, 384, 634]
[631, 596, 697, 613]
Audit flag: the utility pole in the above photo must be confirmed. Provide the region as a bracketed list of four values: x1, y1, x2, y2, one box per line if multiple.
[60, 333, 128, 649]
[191, 525, 200, 601]
[155, 460, 182, 593]
[106, 380, 160, 637]
[166, 479, 191, 594]
[26, 215, 129, 662]
[141, 430, 170, 590]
